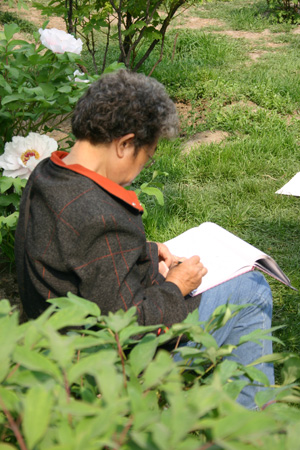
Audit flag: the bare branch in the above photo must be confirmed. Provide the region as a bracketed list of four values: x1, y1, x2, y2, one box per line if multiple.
[0, 395, 29, 450]
[101, 20, 111, 73]
[133, 0, 186, 72]
[148, 32, 165, 76]
[109, 0, 127, 64]
[133, 38, 159, 72]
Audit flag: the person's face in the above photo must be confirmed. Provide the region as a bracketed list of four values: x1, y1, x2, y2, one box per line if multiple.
[118, 141, 157, 187]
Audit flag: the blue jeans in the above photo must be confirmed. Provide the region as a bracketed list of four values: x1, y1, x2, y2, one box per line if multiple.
[186, 271, 274, 410]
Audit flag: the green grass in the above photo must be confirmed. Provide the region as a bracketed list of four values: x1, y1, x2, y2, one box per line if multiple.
[189, 0, 296, 31]
[129, 0, 300, 356]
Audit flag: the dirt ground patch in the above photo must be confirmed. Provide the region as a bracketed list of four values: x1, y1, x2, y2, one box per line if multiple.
[176, 101, 206, 130]
[248, 50, 268, 61]
[0, 3, 66, 30]
[214, 28, 275, 40]
[182, 130, 229, 154]
[175, 16, 225, 30]
[225, 100, 261, 112]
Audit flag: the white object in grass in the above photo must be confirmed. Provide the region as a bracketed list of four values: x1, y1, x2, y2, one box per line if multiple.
[276, 172, 300, 197]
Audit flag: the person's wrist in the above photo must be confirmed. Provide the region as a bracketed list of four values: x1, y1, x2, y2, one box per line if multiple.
[165, 273, 187, 296]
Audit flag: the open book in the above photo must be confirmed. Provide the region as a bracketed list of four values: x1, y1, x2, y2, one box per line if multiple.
[164, 222, 295, 296]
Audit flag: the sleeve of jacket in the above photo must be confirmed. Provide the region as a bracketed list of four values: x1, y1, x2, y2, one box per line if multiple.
[55, 209, 201, 327]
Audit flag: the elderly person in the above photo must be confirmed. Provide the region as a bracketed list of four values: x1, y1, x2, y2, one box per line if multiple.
[15, 69, 274, 409]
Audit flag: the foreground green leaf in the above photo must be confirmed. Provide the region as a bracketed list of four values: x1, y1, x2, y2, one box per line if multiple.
[23, 386, 53, 449]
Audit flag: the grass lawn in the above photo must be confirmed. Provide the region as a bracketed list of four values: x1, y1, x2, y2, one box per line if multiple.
[130, 0, 300, 363]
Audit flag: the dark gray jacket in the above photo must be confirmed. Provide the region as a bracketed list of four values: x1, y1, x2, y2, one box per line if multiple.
[15, 152, 201, 325]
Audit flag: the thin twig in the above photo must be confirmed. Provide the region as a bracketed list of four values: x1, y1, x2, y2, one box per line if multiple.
[134, 0, 185, 72]
[63, 370, 71, 402]
[114, 417, 133, 448]
[172, 32, 179, 62]
[148, 32, 165, 76]
[6, 363, 20, 380]
[101, 20, 111, 74]
[0, 395, 29, 450]
[115, 332, 127, 388]
[174, 334, 183, 351]
[200, 442, 216, 450]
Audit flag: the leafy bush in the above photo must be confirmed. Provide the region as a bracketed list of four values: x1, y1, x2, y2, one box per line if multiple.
[1, 295, 300, 449]
[34, 0, 197, 74]
[0, 22, 87, 264]
[266, 0, 300, 23]
[0, 23, 124, 265]
[0, 176, 26, 266]
[0, 10, 37, 33]
[0, 23, 97, 151]
[131, 169, 169, 218]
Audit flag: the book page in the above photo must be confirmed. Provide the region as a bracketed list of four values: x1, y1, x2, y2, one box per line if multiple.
[255, 257, 294, 288]
[165, 222, 268, 295]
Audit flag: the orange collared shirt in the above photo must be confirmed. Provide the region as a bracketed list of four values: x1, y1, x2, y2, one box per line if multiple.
[50, 151, 143, 212]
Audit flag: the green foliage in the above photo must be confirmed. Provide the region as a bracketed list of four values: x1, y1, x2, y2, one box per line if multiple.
[0, 1, 299, 445]
[0, 22, 92, 264]
[267, 0, 300, 24]
[0, 176, 26, 265]
[132, 169, 169, 218]
[150, 29, 245, 100]
[0, 23, 97, 151]
[0, 23, 126, 264]
[1, 295, 300, 449]
[34, 0, 112, 74]
[0, 11, 37, 33]
[33, 0, 196, 73]
[189, 0, 295, 31]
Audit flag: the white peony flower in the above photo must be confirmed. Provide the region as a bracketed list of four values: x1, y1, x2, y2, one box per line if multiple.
[0, 133, 58, 179]
[72, 69, 90, 83]
[39, 28, 83, 54]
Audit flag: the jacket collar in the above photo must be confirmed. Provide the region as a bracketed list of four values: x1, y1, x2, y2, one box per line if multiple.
[50, 151, 143, 212]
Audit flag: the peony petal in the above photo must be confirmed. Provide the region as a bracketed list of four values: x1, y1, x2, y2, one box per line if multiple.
[2, 167, 30, 179]
[39, 28, 82, 54]
[1, 133, 58, 178]
[26, 158, 39, 171]
[4, 138, 24, 157]
[0, 152, 21, 169]
[73, 69, 90, 84]
[27, 132, 57, 158]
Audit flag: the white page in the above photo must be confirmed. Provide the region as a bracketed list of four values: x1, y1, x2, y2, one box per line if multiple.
[276, 172, 300, 197]
[165, 222, 267, 295]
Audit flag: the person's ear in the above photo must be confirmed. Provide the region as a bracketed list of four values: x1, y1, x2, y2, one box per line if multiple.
[116, 133, 135, 158]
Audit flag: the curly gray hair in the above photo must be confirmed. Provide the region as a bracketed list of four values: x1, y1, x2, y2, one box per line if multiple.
[71, 69, 179, 152]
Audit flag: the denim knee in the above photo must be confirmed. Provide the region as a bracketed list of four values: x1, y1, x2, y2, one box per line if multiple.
[252, 272, 272, 306]
[234, 272, 273, 332]
[237, 271, 272, 309]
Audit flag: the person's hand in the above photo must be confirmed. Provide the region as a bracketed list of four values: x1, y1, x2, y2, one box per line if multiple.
[165, 255, 207, 296]
[158, 260, 169, 278]
[156, 242, 186, 276]
[156, 242, 173, 269]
